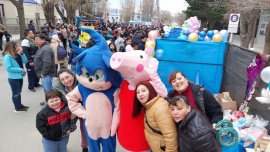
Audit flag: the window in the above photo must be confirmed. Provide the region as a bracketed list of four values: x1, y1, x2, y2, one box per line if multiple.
[0, 4, 4, 17]
[260, 23, 266, 36]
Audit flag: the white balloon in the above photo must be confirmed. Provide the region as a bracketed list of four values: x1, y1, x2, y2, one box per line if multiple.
[163, 26, 169, 31]
[261, 67, 270, 83]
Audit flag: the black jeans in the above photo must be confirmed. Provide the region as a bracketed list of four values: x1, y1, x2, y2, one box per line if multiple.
[26, 63, 40, 89]
[0, 32, 3, 51]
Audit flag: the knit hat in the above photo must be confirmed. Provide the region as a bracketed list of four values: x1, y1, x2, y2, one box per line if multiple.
[51, 35, 58, 41]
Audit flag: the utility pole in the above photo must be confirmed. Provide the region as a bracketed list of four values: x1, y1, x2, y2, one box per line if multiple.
[156, 0, 160, 24]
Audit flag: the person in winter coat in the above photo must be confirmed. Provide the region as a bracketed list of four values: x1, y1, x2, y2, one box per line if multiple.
[36, 89, 77, 152]
[0, 23, 5, 51]
[28, 20, 36, 33]
[60, 24, 68, 50]
[167, 71, 223, 128]
[133, 81, 178, 152]
[54, 68, 88, 152]
[114, 32, 125, 52]
[50, 35, 67, 77]
[3, 41, 29, 113]
[169, 95, 221, 152]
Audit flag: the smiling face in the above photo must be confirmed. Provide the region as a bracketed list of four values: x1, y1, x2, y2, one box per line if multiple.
[136, 84, 150, 105]
[47, 97, 62, 110]
[59, 72, 75, 87]
[171, 72, 189, 94]
[170, 100, 191, 123]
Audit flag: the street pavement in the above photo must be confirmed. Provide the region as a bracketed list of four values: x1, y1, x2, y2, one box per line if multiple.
[0, 66, 126, 151]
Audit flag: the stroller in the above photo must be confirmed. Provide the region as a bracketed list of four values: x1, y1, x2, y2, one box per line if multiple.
[4, 31, 12, 42]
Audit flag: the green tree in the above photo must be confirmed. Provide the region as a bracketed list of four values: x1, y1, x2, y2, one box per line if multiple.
[184, 0, 227, 29]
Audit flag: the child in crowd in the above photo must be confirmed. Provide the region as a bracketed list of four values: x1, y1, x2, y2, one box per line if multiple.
[36, 89, 77, 152]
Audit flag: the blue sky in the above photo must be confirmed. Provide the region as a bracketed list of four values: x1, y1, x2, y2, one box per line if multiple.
[108, 0, 188, 15]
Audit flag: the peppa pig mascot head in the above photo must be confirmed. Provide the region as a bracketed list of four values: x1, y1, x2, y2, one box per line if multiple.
[110, 41, 167, 151]
[110, 45, 154, 90]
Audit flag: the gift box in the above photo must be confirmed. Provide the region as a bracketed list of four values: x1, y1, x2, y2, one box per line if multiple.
[215, 92, 237, 112]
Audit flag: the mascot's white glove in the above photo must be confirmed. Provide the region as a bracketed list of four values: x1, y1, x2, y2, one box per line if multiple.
[145, 57, 168, 97]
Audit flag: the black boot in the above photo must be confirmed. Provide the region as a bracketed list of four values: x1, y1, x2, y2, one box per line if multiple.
[82, 148, 88, 152]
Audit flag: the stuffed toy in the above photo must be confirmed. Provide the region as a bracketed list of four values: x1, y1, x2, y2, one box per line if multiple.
[66, 28, 123, 152]
[110, 44, 167, 151]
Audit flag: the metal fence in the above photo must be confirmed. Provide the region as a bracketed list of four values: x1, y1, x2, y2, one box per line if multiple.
[5, 18, 47, 26]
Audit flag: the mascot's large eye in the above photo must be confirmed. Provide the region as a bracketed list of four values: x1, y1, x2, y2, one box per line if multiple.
[93, 69, 104, 82]
[139, 54, 147, 61]
[81, 67, 91, 78]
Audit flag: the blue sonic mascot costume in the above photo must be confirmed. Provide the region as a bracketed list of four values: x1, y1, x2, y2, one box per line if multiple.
[66, 28, 123, 152]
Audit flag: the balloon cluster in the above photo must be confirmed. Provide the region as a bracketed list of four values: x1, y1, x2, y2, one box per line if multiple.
[178, 29, 229, 42]
[163, 26, 171, 38]
[177, 16, 230, 42]
[182, 16, 200, 34]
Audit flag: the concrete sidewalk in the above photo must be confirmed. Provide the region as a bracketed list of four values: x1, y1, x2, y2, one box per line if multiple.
[0, 64, 126, 152]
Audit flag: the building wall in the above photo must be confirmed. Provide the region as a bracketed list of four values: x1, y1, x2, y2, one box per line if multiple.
[256, 9, 270, 45]
[0, 0, 57, 34]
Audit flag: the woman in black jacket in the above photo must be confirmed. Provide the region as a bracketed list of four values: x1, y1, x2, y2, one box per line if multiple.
[169, 95, 221, 152]
[167, 71, 223, 128]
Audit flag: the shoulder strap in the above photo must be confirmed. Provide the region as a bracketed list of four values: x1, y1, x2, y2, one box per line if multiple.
[58, 41, 60, 46]
[145, 118, 163, 135]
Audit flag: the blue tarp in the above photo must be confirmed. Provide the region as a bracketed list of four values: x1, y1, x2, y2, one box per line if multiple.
[155, 38, 227, 94]
[16, 0, 38, 4]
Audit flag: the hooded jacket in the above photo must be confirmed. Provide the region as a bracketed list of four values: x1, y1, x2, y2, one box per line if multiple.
[144, 95, 178, 152]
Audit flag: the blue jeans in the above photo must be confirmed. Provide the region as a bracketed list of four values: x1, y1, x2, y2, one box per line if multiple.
[42, 136, 69, 152]
[70, 64, 76, 73]
[41, 75, 53, 94]
[8, 78, 23, 110]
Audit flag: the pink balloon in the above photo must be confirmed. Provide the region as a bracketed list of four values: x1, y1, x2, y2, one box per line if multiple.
[214, 30, 219, 34]
[148, 31, 158, 40]
[188, 22, 194, 27]
[195, 30, 199, 33]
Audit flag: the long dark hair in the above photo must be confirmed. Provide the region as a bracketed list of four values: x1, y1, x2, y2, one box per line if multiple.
[169, 95, 191, 134]
[132, 81, 157, 118]
[109, 42, 117, 53]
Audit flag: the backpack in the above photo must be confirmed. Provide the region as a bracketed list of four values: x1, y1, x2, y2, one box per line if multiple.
[57, 42, 67, 60]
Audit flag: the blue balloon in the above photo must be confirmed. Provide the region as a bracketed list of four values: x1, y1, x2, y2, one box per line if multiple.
[205, 36, 211, 42]
[164, 32, 170, 38]
[199, 31, 206, 37]
[183, 28, 189, 34]
[178, 35, 188, 40]
[198, 36, 205, 41]
[220, 30, 229, 41]
[207, 30, 214, 38]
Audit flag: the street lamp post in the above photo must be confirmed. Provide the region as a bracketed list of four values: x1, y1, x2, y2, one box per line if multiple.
[149, 3, 154, 22]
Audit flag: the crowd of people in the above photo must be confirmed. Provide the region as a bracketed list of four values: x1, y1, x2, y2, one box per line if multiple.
[2, 20, 223, 152]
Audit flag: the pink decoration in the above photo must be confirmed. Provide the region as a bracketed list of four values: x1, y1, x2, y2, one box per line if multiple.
[148, 31, 158, 40]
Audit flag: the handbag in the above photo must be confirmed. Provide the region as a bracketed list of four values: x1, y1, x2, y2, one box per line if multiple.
[57, 41, 67, 60]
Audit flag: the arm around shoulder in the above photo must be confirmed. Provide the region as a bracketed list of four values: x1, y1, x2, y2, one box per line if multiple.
[155, 101, 178, 152]
[203, 89, 223, 124]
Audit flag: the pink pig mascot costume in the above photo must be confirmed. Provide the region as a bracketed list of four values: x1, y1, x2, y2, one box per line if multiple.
[66, 28, 123, 152]
[110, 31, 167, 151]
